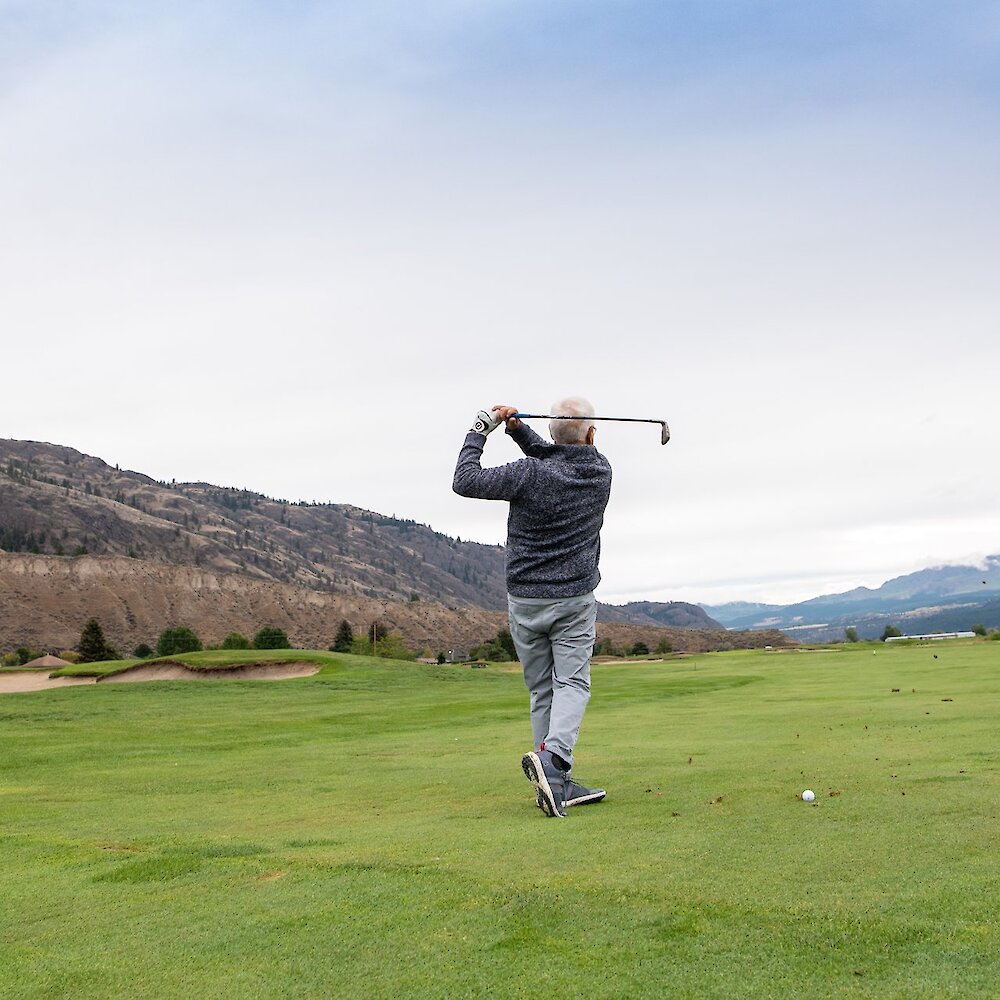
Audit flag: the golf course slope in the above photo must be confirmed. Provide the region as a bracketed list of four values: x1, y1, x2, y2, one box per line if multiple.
[2, 642, 997, 998]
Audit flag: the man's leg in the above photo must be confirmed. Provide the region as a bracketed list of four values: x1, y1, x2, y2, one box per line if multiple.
[541, 594, 597, 770]
[509, 596, 568, 817]
[508, 598, 556, 751]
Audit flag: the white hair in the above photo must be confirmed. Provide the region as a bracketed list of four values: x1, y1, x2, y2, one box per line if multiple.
[549, 396, 596, 445]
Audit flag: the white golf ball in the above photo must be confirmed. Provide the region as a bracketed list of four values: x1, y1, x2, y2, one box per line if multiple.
[802, 789, 816, 802]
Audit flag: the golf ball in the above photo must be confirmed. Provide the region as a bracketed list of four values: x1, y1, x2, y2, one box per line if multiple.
[802, 789, 816, 802]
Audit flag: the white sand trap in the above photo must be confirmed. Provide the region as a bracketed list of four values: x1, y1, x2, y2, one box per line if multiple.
[0, 672, 97, 694]
[98, 661, 320, 684]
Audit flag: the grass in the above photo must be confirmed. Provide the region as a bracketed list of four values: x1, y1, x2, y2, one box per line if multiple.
[2, 641, 998, 998]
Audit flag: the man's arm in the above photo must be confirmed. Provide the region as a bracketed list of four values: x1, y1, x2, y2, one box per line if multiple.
[491, 403, 553, 458]
[452, 432, 536, 501]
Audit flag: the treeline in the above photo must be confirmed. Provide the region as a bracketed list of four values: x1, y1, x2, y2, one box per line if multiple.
[1, 617, 433, 666]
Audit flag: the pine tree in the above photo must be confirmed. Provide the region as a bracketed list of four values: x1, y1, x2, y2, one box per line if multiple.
[331, 619, 354, 652]
[78, 618, 112, 662]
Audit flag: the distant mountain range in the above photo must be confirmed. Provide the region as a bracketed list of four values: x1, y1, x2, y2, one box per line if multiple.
[702, 557, 1000, 640]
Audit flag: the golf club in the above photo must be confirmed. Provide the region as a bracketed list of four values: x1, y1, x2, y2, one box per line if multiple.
[512, 413, 671, 446]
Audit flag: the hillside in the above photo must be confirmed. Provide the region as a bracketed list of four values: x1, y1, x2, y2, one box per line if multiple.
[598, 600, 722, 630]
[0, 438, 784, 654]
[0, 552, 791, 656]
[1, 438, 728, 632]
[2, 438, 507, 606]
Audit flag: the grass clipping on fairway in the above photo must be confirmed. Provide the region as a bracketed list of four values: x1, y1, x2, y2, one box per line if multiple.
[96, 660, 320, 684]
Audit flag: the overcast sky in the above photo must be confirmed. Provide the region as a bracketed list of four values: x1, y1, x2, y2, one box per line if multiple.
[3, 1, 998, 606]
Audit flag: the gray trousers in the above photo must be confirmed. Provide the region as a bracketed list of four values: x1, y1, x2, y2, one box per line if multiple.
[507, 592, 597, 768]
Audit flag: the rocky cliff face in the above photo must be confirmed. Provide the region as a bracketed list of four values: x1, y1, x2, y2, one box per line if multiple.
[0, 553, 791, 656]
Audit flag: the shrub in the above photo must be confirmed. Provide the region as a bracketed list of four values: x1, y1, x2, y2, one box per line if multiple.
[437, 651, 447, 664]
[844, 627, 859, 643]
[253, 626, 290, 650]
[468, 640, 510, 662]
[57, 650, 82, 664]
[132, 643, 153, 659]
[655, 637, 673, 654]
[630, 641, 650, 657]
[880, 625, 902, 642]
[221, 632, 252, 650]
[1, 652, 20, 667]
[971, 623, 987, 636]
[989, 629, 1000, 641]
[15, 647, 44, 665]
[156, 627, 203, 656]
[374, 633, 416, 661]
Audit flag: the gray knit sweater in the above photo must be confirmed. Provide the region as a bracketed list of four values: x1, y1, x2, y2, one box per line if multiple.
[452, 422, 612, 598]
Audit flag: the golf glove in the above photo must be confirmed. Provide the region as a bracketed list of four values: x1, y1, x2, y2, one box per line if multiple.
[471, 409, 502, 436]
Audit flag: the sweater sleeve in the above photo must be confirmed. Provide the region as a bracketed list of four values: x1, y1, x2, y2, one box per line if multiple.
[452, 432, 536, 501]
[506, 421, 554, 458]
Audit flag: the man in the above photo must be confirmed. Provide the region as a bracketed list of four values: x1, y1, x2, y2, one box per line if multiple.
[452, 398, 612, 818]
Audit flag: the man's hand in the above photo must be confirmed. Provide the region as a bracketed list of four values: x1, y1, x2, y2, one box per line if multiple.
[471, 409, 502, 435]
[491, 405, 521, 430]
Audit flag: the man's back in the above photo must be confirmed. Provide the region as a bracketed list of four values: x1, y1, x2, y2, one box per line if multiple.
[504, 424, 611, 598]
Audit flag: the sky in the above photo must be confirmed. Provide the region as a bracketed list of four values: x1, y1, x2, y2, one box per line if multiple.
[2, 1, 999, 606]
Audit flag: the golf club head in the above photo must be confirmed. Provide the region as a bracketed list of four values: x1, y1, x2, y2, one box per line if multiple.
[660, 422, 670, 446]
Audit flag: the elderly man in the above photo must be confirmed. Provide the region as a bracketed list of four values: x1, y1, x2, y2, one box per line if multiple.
[452, 398, 612, 818]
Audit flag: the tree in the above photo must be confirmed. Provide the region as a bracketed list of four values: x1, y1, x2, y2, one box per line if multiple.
[15, 646, 44, 665]
[331, 619, 354, 652]
[156, 626, 203, 656]
[373, 632, 416, 661]
[78, 618, 114, 662]
[971, 623, 987, 636]
[655, 637, 673, 654]
[468, 639, 510, 662]
[879, 625, 902, 642]
[132, 643, 153, 659]
[496, 629, 517, 659]
[437, 651, 447, 664]
[253, 626, 290, 649]
[844, 627, 859, 643]
[221, 632, 252, 649]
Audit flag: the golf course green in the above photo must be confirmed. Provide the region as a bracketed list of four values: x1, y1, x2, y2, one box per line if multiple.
[2, 642, 997, 998]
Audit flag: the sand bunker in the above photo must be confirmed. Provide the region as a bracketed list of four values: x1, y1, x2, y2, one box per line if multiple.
[0, 661, 319, 694]
[0, 672, 97, 694]
[98, 661, 320, 684]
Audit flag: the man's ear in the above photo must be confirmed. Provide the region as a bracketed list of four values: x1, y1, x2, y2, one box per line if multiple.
[586, 426, 596, 445]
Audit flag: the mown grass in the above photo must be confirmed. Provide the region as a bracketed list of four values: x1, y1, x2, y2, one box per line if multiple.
[2, 642, 998, 998]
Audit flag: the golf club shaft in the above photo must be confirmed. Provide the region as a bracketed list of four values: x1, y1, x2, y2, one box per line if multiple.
[512, 413, 670, 445]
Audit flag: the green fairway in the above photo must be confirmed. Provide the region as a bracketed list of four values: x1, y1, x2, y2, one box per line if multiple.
[2, 643, 997, 999]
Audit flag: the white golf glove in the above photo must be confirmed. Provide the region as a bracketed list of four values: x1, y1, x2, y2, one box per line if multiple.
[471, 409, 502, 435]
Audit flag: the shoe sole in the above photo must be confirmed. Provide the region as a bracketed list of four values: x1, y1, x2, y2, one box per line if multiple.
[538, 789, 607, 808]
[565, 790, 607, 807]
[521, 752, 565, 818]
